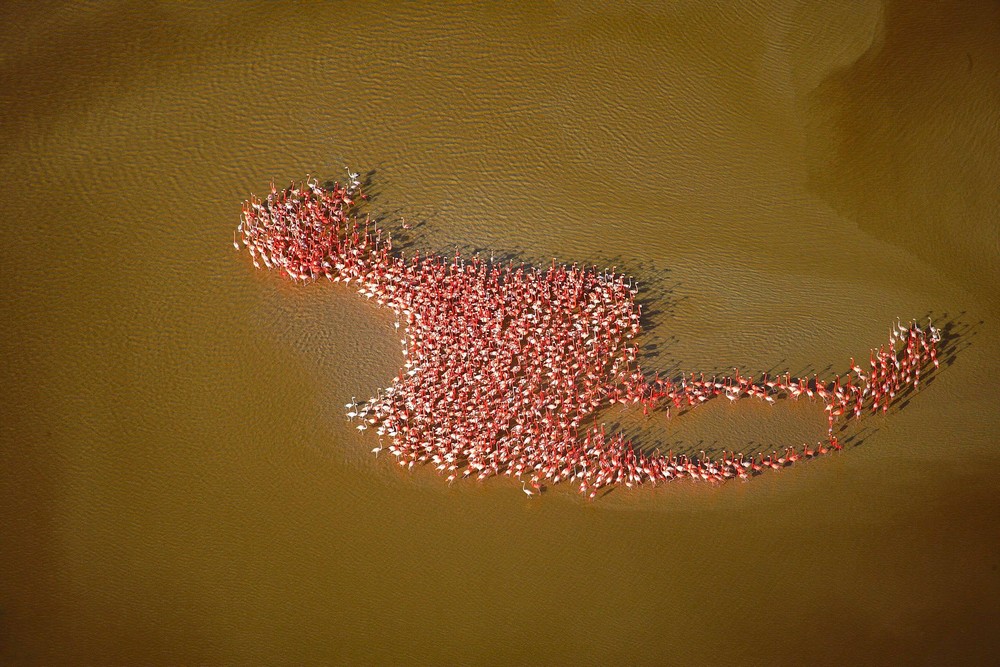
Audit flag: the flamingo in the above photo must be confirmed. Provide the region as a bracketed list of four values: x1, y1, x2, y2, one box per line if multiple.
[237, 175, 942, 498]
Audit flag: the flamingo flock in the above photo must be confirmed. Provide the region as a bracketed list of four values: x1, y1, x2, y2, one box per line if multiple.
[236, 175, 942, 497]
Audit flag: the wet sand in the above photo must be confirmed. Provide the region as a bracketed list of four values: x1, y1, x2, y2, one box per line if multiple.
[2, 1, 999, 664]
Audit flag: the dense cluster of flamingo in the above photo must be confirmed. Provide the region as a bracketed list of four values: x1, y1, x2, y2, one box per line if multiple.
[236, 175, 941, 497]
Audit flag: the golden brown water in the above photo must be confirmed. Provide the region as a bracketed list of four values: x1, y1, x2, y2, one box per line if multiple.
[2, 1, 999, 664]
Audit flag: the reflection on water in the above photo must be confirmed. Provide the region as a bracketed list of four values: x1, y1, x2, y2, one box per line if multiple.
[2, 1, 998, 664]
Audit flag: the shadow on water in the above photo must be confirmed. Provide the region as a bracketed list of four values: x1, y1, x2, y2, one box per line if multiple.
[603, 311, 974, 461]
[365, 203, 687, 346]
[533, 309, 974, 495]
[827, 312, 974, 450]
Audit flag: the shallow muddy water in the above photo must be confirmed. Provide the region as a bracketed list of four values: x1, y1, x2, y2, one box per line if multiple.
[2, 1, 999, 664]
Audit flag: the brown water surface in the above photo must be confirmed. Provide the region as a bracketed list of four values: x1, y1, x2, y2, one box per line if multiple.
[2, 1, 999, 664]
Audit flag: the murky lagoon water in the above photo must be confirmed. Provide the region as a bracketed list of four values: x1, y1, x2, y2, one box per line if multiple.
[2, 1, 999, 664]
